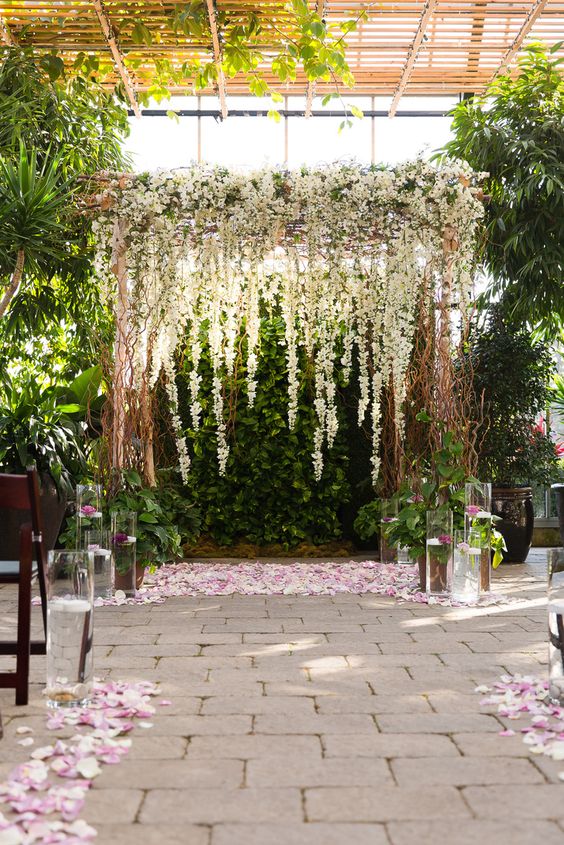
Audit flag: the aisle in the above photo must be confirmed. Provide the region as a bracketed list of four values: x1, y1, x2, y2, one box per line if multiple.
[0, 552, 561, 845]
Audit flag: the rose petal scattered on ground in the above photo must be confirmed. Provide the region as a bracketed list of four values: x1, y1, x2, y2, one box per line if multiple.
[477, 673, 564, 765]
[0, 679, 165, 844]
[88, 561, 513, 608]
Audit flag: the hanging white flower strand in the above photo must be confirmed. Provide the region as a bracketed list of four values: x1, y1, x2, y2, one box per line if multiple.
[94, 161, 485, 483]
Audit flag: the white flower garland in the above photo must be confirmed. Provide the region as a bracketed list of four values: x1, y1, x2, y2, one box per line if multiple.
[93, 160, 485, 483]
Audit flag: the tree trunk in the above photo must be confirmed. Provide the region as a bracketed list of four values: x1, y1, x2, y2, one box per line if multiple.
[0, 249, 25, 318]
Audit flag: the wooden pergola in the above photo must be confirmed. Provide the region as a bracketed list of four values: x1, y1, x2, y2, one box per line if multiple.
[1, 0, 563, 116]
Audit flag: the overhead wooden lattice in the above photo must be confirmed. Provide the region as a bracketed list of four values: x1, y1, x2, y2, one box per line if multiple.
[1, 0, 563, 104]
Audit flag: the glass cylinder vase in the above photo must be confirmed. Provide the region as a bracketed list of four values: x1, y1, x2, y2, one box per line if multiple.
[46, 550, 94, 708]
[465, 482, 492, 593]
[380, 499, 398, 564]
[111, 511, 137, 597]
[76, 484, 103, 551]
[548, 548, 564, 705]
[452, 529, 480, 604]
[85, 528, 114, 600]
[426, 509, 453, 597]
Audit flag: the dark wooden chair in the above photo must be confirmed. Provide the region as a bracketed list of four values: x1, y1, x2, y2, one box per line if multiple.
[0, 468, 48, 705]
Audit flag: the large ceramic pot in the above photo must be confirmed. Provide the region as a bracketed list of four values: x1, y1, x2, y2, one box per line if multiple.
[492, 486, 534, 564]
[0, 473, 67, 559]
[552, 484, 564, 547]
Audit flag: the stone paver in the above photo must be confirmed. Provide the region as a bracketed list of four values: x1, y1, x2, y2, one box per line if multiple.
[0, 550, 557, 845]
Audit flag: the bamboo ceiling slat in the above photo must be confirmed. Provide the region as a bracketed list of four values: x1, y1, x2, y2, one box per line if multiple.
[0, 0, 562, 101]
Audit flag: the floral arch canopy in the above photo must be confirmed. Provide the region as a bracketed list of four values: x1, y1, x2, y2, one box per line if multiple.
[92, 160, 485, 487]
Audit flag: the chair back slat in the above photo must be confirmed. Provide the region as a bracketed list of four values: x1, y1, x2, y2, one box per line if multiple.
[0, 474, 30, 510]
[0, 467, 48, 636]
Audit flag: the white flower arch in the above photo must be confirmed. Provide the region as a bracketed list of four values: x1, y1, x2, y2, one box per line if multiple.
[93, 160, 484, 485]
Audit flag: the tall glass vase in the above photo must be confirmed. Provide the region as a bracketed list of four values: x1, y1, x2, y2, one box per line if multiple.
[452, 529, 480, 604]
[548, 548, 564, 704]
[85, 528, 114, 600]
[46, 550, 94, 708]
[426, 509, 453, 597]
[465, 482, 492, 593]
[380, 499, 398, 564]
[111, 511, 137, 598]
[76, 484, 103, 551]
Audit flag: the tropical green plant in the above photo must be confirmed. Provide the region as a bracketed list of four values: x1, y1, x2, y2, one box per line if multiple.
[355, 413, 468, 559]
[107, 470, 201, 566]
[0, 145, 75, 318]
[0, 368, 104, 495]
[464, 306, 558, 486]
[0, 47, 129, 358]
[440, 43, 564, 333]
[175, 316, 350, 548]
[60, 468, 201, 564]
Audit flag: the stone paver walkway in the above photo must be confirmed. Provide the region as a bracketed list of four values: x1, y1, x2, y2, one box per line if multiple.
[1, 551, 562, 845]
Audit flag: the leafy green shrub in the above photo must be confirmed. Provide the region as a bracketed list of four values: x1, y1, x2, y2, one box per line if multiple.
[465, 307, 558, 486]
[60, 468, 201, 565]
[0, 366, 104, 495]
[176, 317, 350, 548]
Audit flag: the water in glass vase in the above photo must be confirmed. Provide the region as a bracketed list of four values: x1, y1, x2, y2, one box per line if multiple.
[113, 538, 137, 596]
[46, 598, 93, 707]
[549, 599, 564, 705]
[452, 537, 480, 604]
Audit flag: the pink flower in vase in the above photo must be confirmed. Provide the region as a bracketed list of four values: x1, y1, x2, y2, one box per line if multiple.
[457, 541, 470, 552]
[112, 532, 129, 545]
[80, 505, 97, 516]
[438, 534, 452, 545]
[466, 505, 481, 516]
[382, 517, 397, 523]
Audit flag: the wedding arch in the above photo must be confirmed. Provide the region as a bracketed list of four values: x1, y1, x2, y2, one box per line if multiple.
[91, 160, 485, 489]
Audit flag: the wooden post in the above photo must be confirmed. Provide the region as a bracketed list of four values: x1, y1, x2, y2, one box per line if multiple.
[110, 218, 129, 478]
[436, 224, 459, 434]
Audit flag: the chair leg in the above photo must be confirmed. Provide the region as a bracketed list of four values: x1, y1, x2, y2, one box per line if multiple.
[15, 528, 33, 706]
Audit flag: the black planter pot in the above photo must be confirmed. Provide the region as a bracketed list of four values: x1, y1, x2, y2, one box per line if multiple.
[492, 486, 534, 564]
[0, 474, 67, 559]
[552, 484, 564, 547]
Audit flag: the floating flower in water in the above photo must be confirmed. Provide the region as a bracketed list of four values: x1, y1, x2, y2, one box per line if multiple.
[80, 505, 97, 517]
[457, 541, 470, 552]
[112, 532, 129, 545]
[466, 505, 481, 516]
[438, 534, 452, 545]
[381, 517, 397, 523]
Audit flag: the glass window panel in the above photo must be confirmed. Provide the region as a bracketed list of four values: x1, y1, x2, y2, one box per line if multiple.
[125, 115, 198, 171]
[374, 116, 454, 164]
[287, 116, 372, 166]
[200, 116, 284, 167]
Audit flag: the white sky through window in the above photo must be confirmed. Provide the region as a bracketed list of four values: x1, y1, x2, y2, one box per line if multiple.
[124, 95, 458, 171]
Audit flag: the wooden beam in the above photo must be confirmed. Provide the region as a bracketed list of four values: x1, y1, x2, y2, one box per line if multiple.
[466, 0, 488, 76]
[0, 14, 16, 45]
[305, 0, 326, 119]
[490, 0, 549, 81]
[388, 0, 438, 117]
[205, 0, 228, 120]
[92, 0, 141, 117]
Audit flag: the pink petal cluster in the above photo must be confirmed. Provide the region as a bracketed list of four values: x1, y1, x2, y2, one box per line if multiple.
[79, 506, 97, 517]
[0, 680, 162, 844]
[79, 560, 513, 610]
[477, 673, 564, 764]
[466, 505, 482, 516]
